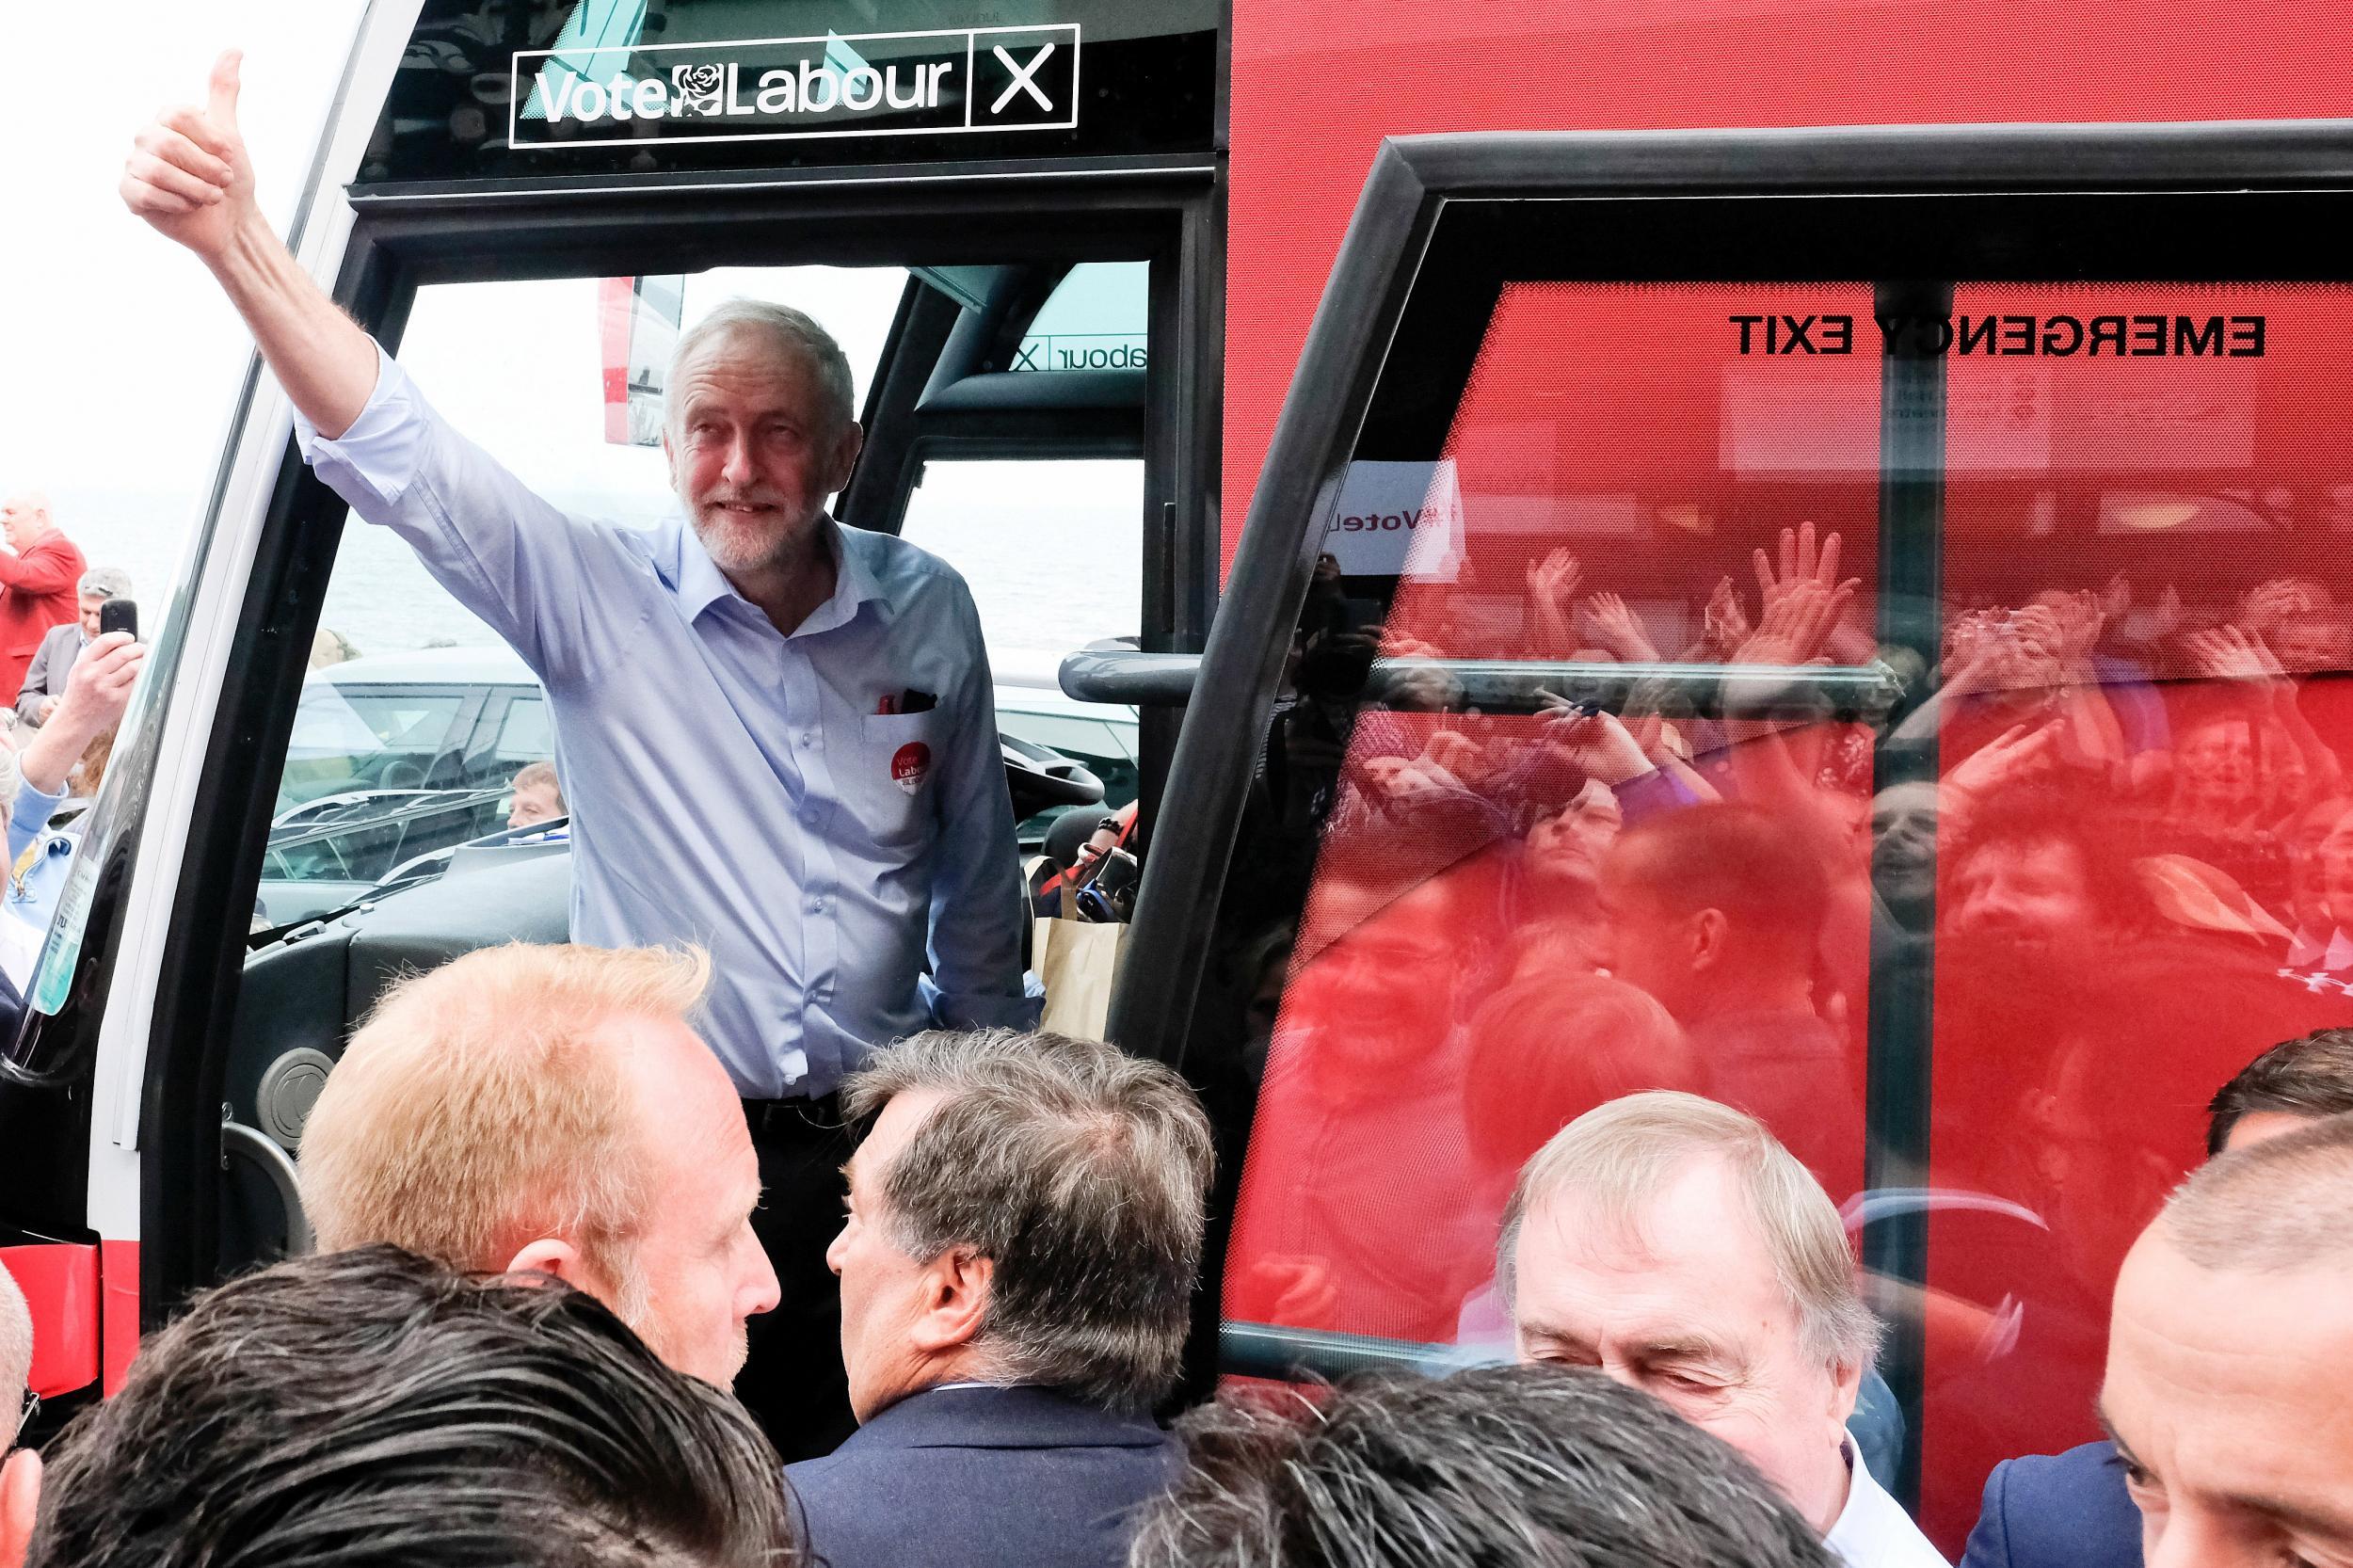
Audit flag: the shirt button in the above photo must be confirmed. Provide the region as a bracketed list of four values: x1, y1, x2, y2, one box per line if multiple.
[807, 896, 825, 915]
[801, 808, 819, 826]
[798, 731, 817, 748]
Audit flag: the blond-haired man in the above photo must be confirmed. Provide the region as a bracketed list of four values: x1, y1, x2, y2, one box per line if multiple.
[506, 760, 565, 830]
[297, 943, 779, 1384]
[1501, 1091, 1945, 1568]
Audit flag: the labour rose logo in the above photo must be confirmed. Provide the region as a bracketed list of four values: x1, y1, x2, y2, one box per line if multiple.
[672, 63, 724, 113]
[891, 742, 931, 796]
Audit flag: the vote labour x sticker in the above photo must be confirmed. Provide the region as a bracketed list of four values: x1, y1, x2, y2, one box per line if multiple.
[891, 742, 932, 795]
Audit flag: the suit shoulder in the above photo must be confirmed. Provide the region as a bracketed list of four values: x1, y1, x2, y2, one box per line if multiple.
[1963, 1444, 2141, 1568]
[2003, 1441, 2130, 1506]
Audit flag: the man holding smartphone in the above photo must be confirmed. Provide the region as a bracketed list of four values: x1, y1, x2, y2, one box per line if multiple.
[15, 568, 133, 729]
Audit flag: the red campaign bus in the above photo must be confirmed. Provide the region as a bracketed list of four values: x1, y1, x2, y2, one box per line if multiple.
[8, 0, 2353, 1550]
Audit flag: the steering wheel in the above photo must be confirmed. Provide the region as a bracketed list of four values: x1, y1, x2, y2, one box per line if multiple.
[1001, 734, 1104, 823]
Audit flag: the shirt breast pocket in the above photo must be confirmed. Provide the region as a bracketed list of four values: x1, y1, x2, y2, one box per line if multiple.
[857, 710, 944, 850]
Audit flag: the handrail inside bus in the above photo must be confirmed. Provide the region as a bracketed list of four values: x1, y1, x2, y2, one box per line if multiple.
[1063, 648, 1908, 721]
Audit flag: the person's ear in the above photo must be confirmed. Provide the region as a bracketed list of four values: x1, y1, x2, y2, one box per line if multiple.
[0, 1447, 44, 1568]
[1688, 907, 1729, 969]
[1826, 1355, 1864, 1435]
[505, 1237, 596, 1291]
[826, 421, 865, 496]
[908, 1247, 993, 1355]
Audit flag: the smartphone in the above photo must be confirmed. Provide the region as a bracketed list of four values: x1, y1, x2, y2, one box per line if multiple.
[99, 599, 138, 640]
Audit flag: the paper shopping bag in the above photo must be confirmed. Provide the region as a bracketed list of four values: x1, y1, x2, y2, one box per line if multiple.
[1032, 914, 1128, 1041]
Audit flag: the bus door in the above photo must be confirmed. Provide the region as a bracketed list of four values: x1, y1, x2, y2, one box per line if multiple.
[1120, 126, 2353, 1551]
[0, 0, 1220, 1422]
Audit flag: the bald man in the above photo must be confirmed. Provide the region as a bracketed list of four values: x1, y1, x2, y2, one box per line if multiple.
[2100, 1110, 2353, 1568]
[0, 496, 86, 701]
[1961, 1029, 2353, 1568]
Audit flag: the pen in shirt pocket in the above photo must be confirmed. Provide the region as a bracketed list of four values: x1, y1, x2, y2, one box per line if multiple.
[874, 690, 938, 715]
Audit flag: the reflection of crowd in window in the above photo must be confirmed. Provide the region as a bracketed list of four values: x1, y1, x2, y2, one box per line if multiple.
[1225, 517, 2353, 1547]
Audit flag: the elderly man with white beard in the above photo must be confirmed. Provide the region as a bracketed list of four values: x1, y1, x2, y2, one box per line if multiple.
[121, 51, 1035, 1459]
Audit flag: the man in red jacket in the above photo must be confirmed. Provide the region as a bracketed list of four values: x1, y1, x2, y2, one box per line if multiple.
[0, 494, 88, 701]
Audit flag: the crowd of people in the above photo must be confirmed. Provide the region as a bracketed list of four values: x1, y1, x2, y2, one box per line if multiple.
[0, 499, 142, 1007]
[1222, 492, 2353, 1536]
[6, 39, 2324, 1568]
[6, 951, 2350, 1565]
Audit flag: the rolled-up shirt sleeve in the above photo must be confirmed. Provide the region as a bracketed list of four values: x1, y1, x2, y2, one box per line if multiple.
[295, 344, 645, 687]
[8, 777, 65, 865]
[919, 591, 1044, 1032]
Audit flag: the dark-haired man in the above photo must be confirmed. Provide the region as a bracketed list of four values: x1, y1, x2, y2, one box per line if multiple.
[792, 1028, 1209, 1568]
[18, 1246, 797, 1568]
[1597, 804, 1863, 1191]
[1134, 1366, 1835, 1568]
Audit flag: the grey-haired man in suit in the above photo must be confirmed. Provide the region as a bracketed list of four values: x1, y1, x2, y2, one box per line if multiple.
[792, 1029, 1209, 1568]
[15, 568, 131, 728]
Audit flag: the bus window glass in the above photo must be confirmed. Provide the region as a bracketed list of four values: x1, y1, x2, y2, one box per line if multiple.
[1195, 275, 2353, 1553]
[1220, 280, 1883, 1342]
[901, 456, 1144, 844]
[898, 457, 1143, 684]
[1014, 262, 1149, 374]
[1919, 281, 2353, 1544]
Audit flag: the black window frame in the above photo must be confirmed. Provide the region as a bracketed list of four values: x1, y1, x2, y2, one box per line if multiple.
[1117, 121, 2353, 1494]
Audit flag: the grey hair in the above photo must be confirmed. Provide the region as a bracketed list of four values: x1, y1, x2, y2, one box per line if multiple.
[667, 298, 856, 435]
[2161, 1109, 2353, 1272]
[1497, 1091, 1881, 1369]
[0, 1260, 32, 1447]
[1130, 1366, 1835, 1568]
[76, 568, 132, 601]
[841, 1029, 1212, 1412]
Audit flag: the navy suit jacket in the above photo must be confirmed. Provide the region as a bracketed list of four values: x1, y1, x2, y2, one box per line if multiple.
[783, 1384, 1181, 1568]
[1959, 1441, 2144, 1568]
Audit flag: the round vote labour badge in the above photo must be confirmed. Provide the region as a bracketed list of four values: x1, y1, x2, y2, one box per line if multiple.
[891, 742, 932, 796]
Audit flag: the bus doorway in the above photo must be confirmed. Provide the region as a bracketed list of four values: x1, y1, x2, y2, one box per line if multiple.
[0, 0, 1218, 1451]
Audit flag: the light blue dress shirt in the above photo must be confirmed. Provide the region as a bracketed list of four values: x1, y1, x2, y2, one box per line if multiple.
[6, 776, 72, 935]
[296, 347, 1038, 1097]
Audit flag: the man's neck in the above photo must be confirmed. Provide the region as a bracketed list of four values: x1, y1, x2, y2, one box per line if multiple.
[726, 520, 838, 636]
[1680, 968, 1817, 1027]
[1810, 1435, 1857, 1539]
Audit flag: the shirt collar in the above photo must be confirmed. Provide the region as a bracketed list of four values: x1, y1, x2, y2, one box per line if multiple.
[671, 513, 890, 633]
[1821, 1433, 1941, 1566]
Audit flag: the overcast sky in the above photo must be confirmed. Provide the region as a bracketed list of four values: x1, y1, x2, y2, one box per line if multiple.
[0, 3, 1141, 667]
[1, 3, 373, 507]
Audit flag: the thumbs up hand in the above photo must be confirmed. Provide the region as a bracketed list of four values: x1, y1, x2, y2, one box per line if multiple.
[121, 50, 257, 261]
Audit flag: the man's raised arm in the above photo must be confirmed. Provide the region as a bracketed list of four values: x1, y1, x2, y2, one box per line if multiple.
[120, 51, 376, 439]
